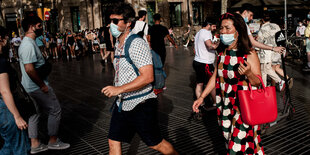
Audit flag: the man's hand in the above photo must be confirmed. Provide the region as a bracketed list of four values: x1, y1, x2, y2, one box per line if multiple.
[101, 86, 122, 98]
[40, 85, 49, 93]
[273, 46, 285, 53]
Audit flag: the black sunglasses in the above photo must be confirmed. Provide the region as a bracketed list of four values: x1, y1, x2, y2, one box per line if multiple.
[111, 18, 124, 24]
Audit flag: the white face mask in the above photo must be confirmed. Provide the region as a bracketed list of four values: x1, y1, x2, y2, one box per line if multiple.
[220, 33, 236, 45]
[110, 23, 122, 38]
[299, 23, 303, 26]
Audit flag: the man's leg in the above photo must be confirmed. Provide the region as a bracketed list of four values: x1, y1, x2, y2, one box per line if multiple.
[150, 139, 178, 155]
[108, 139, 122, 155]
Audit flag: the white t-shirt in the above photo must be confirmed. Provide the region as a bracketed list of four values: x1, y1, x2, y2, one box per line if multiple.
[246, 24, 252, 36]
[132, 20, 149, 42]
[296, 25, 306, 36]
[194, 29, 216, 64]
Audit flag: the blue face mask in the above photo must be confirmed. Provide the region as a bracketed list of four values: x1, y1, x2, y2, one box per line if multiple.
[110, 23, 122, 38]
[244, 17, 249, 23]
[220, 33, 236, 45]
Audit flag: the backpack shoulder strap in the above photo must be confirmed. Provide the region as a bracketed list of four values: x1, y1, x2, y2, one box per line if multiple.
[142, 23, 146, 32]
[124, 34, 141, 76]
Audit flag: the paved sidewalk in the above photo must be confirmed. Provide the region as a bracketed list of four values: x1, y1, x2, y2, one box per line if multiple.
[7, 47, 310, 154]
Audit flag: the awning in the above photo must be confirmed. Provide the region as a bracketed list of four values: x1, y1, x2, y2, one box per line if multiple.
[231, 0, 309, 9]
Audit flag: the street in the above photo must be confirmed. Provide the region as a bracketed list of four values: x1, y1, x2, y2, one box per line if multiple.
[33, 46, 310, 155]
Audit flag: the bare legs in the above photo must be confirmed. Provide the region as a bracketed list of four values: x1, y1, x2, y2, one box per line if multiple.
[108, 139, 178, 155]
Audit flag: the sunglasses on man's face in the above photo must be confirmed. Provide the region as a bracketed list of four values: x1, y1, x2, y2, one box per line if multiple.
[111, 18, 124, 24]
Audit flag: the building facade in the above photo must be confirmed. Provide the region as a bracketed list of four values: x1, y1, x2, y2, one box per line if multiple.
[1, 0, 221, 36]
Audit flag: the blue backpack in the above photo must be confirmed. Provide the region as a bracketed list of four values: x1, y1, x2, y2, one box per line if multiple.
[122, 34, 167, 89]
[113, 34, 166, 112]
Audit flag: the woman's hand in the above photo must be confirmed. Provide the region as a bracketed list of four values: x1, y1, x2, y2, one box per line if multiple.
[14, 115, 28, 130]
[238, 60, 251, 76]
[192, 97, 204, 113]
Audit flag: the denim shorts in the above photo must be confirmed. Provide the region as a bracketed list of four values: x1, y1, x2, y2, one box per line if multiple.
[0, 99, 30, 154]
[108, 98, 163, 146]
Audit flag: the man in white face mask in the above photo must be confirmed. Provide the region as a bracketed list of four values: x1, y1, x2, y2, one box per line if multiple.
[240, 4, 285, 53]
[101, 2, 178, 155]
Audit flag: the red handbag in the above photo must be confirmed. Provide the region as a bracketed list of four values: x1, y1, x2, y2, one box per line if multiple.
[238, 75, 278, 126]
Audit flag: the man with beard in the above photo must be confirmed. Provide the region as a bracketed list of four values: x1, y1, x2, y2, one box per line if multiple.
[193, 18, 218, 109]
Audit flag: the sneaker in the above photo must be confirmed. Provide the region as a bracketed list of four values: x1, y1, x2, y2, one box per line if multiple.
[302, 65, 310, 72]
[279, 80, 286, 92]
[105, 59, 108, 63]
[288, 77, 293, 89]
[48, 139, 70, 150]
[163, 86, 167, 90]
[67, 56, 69, 60]
[183, 44, 188, 48]
[30, 143, 48, 154]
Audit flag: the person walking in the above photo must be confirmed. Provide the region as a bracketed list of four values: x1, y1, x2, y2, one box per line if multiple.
[19, 15, 70, 154]
[303, 20, 310, 71]
[193, 17, 218, 107]
[0, 26, 30, 155]
[132, 9, 149, 43]
[240, 4, 285, 53]
[148, 13, 177, 66]
[193, 13, 264, 154]
[101, 3, 178, 155]
[257, 14, 288, 90]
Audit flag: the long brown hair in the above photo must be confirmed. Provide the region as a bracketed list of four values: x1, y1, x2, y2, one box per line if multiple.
[217, 12, 252, 55]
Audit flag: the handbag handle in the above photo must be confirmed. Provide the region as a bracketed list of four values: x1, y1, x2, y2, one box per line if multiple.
[248, 75, 268, 99]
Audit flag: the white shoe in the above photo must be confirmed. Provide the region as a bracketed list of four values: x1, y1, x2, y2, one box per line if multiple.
[279, 80, 286, 91]
[48, 139, 70, 150]
[67, 56, 69, 60]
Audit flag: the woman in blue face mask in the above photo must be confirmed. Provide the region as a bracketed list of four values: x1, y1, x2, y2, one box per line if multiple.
[193, 12, 263, 154]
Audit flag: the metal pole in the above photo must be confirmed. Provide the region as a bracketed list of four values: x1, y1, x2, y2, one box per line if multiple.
[284, 0, 287, 42]
[187, 0, 190, 24]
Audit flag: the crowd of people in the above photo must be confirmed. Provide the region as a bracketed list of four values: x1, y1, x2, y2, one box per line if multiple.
[0, 1, 308, 155]
[8, 25, 116, 65]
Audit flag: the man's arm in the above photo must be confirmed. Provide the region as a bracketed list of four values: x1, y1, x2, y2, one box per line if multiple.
[166, 35, 177, 49]
[249, 34, 284, 52]
[205, 39, 219, 50]
[24, 63, 48, 93]
[101, 65, 154, 97]
[147, 35, 151, 49]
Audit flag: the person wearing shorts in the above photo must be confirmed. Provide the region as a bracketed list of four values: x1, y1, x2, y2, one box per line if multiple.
[101, 3, 178, 154]
[98, 27, 106, 62]
[304, 20, 310, 71]
[193, 18, 218, 105]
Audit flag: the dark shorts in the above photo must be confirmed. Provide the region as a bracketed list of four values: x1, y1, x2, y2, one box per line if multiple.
[193, 60, 214, 84]
[108, 98, 163, 146]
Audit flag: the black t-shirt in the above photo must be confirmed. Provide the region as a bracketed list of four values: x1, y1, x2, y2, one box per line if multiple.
[148, 24, 169, 54]
[0, 56, 17, 92]
[99, 34, 105, 44]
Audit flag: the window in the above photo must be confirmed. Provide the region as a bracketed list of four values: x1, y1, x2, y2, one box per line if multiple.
[192, 2, 203, 26]
[169, 3, 182, 27]
[71, 7, 80, 32]
[147, 2, 155, 26]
